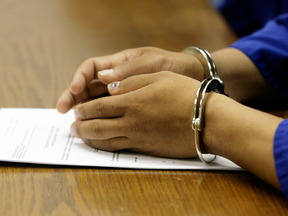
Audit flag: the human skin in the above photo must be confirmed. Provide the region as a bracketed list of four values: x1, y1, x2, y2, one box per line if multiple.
[71, 72, 200, 158]
[56, 47, 204, 114]
[56, 47, 283, 191]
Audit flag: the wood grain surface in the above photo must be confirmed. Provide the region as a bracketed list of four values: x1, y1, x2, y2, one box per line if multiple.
[0, 0, 287, 215]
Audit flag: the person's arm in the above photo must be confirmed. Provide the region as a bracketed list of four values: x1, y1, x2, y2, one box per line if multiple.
[211, 48, 282, 104]
[203, 92, 283, 189]
[212, 14, 288, 105]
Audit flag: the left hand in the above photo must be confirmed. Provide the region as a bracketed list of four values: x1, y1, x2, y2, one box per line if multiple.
[70, 71, 200, 158]
[56, 47, 204, 114]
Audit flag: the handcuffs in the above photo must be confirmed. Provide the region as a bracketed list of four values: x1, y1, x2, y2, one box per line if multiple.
[182, 46, 228, 163]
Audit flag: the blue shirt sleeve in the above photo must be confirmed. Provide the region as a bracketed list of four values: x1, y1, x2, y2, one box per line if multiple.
[230, 14, 288, 101]
[274, 119, 288, 199]
[228, 13, 288, 198]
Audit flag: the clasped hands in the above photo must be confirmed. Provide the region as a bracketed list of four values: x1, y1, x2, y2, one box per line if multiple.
[57, 47, 205, 158]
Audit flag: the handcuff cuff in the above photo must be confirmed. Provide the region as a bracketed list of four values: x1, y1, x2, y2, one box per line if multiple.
[182, 46, 228, 163]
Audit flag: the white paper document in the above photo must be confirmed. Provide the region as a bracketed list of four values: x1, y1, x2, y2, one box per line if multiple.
[0, 108, 242, 171]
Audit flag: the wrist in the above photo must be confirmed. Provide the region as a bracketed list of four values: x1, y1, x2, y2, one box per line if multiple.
[181, 47, 208, 81]
[201, 92, 232, 157]
[185, 46, 228, 162]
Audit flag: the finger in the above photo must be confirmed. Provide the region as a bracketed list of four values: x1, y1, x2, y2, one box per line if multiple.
[57, 89, 76, 114]
[70, 52, 130, 95]
[107, 72, 163, 96]
[85, 80, 108, 98]
[71, 118, 126, 140]
[82, 137, 132, 152]
[70, 58, 95, 95]
[57, 81, 108, 114]
[75, 94, 127, 120]
[98, 53, 164, 85]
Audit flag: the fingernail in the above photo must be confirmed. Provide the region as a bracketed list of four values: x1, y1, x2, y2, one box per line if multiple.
[70, 125, 78, 137]
[98, 69, 114, 76]
[108, 81, 120, 90]
[74, 109, 81, 120]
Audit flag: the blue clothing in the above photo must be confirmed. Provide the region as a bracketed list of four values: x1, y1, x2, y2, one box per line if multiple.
[214, 0, 288, 198]
[274, 119, 288, 199]
[231, 14, 288, 101]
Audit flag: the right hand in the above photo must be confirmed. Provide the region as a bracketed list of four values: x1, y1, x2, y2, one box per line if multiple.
[70, 71, 201, 158]
[57, 47, 204, 114]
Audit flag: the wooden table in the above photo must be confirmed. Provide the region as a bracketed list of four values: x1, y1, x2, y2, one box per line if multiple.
[0, 0, 287, 215]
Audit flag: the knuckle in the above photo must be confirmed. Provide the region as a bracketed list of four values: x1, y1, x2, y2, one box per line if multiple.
[104, 139, 118, 151]
[95, 101, 105, 117]
[86, 137, 130, 152]
[83, 57, 94, 65]
[88, 139, 119, 152]
[90, 122, 104, 138]
[78, 58, 93, 71]
[154, 55, 165, 69]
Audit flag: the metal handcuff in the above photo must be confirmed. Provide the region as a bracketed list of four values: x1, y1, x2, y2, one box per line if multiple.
[182, 46, 228, 163]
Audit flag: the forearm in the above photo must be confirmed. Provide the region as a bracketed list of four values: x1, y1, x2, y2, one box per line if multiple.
[203, 92, 283, 189]
[211, 48, 280, 103]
